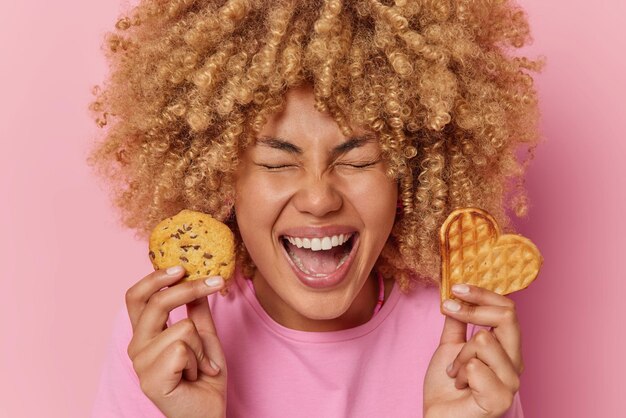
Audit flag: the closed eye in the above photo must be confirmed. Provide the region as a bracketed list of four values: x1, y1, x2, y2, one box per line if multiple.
[257, 163, 296, 171]
[335, 160, 380, 169]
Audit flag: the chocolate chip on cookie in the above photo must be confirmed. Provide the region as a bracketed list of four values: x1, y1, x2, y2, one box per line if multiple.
[149, 209, 235, 283]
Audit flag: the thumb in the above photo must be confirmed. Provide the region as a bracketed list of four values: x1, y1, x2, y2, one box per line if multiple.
[439, 310, 467, 345]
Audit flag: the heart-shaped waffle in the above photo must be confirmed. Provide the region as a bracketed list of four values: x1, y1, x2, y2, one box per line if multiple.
[440, 208, 543, 303]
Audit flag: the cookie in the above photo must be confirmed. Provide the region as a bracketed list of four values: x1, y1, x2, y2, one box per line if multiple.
[149, 209, 235, 283]
[439, 207, 542, 303]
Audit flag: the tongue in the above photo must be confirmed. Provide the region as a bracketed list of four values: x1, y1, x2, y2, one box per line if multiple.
[286, 241, 348, 275]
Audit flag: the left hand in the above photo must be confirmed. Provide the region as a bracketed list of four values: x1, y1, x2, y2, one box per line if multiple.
[423, 284, 524, 417]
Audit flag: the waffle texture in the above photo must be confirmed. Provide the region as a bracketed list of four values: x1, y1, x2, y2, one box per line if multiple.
[439, 208, 542, 303]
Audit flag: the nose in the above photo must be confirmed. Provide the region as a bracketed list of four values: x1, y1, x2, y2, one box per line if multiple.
[292, 174, 343, 218]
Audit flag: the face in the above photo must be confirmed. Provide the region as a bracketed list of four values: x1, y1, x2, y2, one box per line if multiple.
[234, 86, 397, 331]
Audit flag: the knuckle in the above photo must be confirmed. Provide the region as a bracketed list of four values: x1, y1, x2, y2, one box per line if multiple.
[127, 341, 137, 359]
[125, 286, 138, 306]
[506, 297, 516, 310]
[474, 329, 493, 346]
[501, 307, 518, 323]
[130, 349, 145, 375]
[192, 279, 212, 299]
[511, 375, 521, 393]
[464, 303, 477, 321]
[172, 339, 188, 356]
[190, 283, 205, 300]
[139, 379, 154, 397]
[129, 346, 150, 377]
[149, 291, 167, 308]
[132, 355, 146, 377]
[465, 357, 482, 373]
[178, 318, 197, 336]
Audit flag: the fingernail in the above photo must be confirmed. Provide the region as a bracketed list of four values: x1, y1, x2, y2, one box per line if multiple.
[443, 299, 461, 312]
[205, 276, 223, 288]
[446, 363, 454, 374]
[209, 359, 220, 372]
[452, 284, 470, 294]
[166, 265, 184, 275]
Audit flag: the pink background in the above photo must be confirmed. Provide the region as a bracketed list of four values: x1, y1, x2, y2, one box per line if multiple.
[1, 1, 624, 416]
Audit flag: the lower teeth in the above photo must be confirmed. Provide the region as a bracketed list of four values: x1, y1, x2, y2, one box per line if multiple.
[288, 250, 310, 274]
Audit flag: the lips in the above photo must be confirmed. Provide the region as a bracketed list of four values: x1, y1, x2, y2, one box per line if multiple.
[279, 230, 359, 289]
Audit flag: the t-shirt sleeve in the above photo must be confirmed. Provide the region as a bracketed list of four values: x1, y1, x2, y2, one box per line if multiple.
[91, 305, 165, 418]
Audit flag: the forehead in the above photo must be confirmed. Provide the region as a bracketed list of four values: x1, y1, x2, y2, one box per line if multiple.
[259, 86, 330, 136]
[256, 86, 374, 148]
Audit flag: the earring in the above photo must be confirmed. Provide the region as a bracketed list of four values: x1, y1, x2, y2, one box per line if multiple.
[396, 198, 404, 217]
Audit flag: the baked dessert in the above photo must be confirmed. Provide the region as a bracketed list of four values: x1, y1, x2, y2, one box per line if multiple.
[439, 207, 542, 303]
[149, 209, 235, 283]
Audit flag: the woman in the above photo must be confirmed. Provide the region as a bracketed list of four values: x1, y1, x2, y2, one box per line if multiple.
[89, 1, 542, 416]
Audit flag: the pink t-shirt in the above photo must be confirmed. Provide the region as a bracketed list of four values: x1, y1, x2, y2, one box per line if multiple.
[92, 269, 523, 417]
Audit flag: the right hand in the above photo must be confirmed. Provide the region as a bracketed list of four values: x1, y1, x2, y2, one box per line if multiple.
[125, 266, 227, 418]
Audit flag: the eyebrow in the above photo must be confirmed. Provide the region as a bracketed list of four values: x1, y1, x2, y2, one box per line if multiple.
[330, 135, 376, 159]
[256, 137, 303, 154]
[256, 134, 376, 158]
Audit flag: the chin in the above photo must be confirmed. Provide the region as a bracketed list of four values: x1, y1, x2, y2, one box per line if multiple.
[280, 265, 365, 320]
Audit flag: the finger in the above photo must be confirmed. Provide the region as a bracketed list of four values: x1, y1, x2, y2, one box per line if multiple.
[447, 329, 520, 393]
[181, 342, 199, 382]
[438, 312, 468, 345]
[140, 340, 197, 399]
[186, 276, 223, 336]
[131, 318, 219, 377]
[186, 276, 227, 373]
[441, 296, 522, 371]
[456, 358, 516, 417]
[125, 266, 187, 332]
[449, 283, 516, 308]
[134, 277, 224, 343]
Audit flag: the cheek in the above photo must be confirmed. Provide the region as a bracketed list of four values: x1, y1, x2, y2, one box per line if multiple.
[344, 174, 398, 225]
[234, 173, 292, 236]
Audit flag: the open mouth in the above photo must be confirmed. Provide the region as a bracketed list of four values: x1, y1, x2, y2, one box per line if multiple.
[281, 233, 356, 276]
[279, 233, 358, 288]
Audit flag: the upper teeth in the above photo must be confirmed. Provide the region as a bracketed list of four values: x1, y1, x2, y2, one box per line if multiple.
[284, 234, 353, 251]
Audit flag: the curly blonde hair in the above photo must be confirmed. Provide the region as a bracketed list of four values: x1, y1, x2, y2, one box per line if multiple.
[88, 0, 543, 291]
